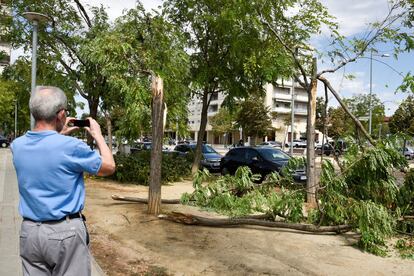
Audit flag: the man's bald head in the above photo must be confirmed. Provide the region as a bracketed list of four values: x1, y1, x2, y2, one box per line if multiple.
[29, 86, 67, 123]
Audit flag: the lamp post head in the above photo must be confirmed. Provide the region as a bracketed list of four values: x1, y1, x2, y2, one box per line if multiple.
[22, 12, 52, 24]
[381, 54, 390, 58]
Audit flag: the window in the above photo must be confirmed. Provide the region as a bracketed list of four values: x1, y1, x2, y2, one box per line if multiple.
[210, 93, 218, 101]
[208, 104, 218, 113]
[245, 149, 260, 162]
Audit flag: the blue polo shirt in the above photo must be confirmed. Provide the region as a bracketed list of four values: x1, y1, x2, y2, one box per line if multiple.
[11, 130, 102, 221]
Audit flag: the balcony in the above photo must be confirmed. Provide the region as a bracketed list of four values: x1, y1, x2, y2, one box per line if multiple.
[0, 53, 10, 65]
[273, 107, 307, 115]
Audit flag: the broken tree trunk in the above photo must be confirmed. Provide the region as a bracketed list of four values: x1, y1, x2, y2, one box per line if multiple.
[306, 57, 318, 206]
[148, 75, 164, 215]
[317, 76, 376, 146]
[112, 195, 181, 204]
[159, 212, 352, 234]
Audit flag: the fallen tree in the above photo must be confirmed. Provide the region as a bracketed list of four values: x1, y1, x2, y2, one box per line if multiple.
[158, 211, 352, 233]
[111, 195, 181, 204]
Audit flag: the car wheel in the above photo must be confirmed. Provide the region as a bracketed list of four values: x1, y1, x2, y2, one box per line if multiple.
[221, 167, 229, 175]
[1, 142, 7, 148]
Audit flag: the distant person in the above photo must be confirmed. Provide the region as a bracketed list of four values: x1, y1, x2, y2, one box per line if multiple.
[11, 86, 115, 276]
[238, 139, 244, 147]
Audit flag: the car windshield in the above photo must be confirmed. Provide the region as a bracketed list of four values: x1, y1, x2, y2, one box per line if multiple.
[257, 148, 290, 161]
[188, 144, 218, 154]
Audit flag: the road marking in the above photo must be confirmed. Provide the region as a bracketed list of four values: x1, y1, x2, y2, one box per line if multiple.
[0, 152, 7, 203]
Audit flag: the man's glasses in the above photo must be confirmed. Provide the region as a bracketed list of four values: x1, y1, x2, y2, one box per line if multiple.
[56, 109, 70, 116]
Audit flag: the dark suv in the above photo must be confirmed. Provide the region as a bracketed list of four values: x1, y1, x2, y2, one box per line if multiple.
[0, 135, 9, 148]
[220, 147, 306, 182]
[174, 143, 222, 172]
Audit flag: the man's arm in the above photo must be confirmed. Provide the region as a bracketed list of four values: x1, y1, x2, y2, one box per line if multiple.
[86, 118, 115, 176]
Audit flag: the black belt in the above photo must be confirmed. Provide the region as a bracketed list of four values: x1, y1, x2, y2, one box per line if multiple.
[24, 213, 86, 223]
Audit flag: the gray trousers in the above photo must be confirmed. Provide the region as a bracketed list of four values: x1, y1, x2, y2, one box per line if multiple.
[19, 218, 91, 276]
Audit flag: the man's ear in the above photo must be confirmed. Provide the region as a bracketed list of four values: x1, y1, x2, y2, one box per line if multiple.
[56, 110, 65, 121]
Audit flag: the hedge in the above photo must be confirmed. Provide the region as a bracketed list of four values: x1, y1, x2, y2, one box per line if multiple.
[112, 151, 192, 185]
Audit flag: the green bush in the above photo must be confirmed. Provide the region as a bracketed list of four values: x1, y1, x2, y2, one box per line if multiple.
[112, 151, 191, 185]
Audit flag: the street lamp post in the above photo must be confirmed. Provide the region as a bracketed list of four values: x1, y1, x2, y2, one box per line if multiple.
[368, 49, 389, 135]
[23, 12, 51, 130]
[14, 100, 17, 139]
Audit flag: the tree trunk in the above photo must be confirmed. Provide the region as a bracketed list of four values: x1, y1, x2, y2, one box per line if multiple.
[105, 114, 112, 151]
[306, 58, 318, 206]
[112, 195, 180, 204]
[159, 212, 352, 233]
[192, 89, 210, 175]
[87, 98, 99, 148]
[318, 76, 376, 146]
[148, 75, 164, 215]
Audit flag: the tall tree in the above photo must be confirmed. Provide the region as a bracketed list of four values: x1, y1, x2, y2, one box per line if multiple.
[257, 0, 413, 204]
[390, 95, 414, 135]
[236, 96, 272, 145]
[84, 5, 190, 215]
[163, 0, 291, 174]
[209, 107, 237, 136]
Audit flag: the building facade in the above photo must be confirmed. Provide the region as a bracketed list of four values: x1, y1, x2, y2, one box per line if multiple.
[188, 81, 323, 145]
[0, 0, 11, 74]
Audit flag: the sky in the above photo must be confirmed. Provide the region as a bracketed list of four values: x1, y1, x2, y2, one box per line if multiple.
[11, 0, 413, 116]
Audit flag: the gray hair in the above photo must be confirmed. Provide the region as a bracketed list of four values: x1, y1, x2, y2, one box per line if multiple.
[29, 86, 67, 123]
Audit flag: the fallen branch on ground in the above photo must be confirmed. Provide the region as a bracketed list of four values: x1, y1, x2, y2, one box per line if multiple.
[111, 195, 181, 204]
[158, 212, 352, 234]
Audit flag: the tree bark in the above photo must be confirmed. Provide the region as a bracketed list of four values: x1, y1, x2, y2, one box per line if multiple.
[159, 212, 352, 233]
[192, 89, 210, 174]
[105, 114, 112, 151]
[306, 58, 318, 205]
[112, 195, 180, 204]
[317, 76, 376, 146]
[148, 75, 164, 215]
[87, 98, 99, 148]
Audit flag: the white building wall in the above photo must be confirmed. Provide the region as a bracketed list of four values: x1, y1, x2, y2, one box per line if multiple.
[187, 82, 323, 145]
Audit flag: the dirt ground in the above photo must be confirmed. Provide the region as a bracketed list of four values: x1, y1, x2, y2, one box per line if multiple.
[83, 176, 414, 276]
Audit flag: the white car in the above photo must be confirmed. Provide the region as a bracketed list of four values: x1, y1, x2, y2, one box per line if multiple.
[286, 140, 307, 148]
[259, 141, 283, 148]
[404, 147, 414, 160]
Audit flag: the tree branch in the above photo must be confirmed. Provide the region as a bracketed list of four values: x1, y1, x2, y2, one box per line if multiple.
[318, 76, 376, 145]
[258, 14, 310, 89]
[317, 3, 403, 77]
[74, 0, 92, 28]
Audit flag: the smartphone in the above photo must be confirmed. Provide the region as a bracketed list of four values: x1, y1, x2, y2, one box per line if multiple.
[73, 119, 90, 128]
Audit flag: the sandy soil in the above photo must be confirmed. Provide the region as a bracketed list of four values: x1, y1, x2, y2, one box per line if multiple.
[84, 178, 414, 276]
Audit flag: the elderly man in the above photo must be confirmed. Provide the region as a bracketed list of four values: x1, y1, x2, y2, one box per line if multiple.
[11, 86, 115, 276]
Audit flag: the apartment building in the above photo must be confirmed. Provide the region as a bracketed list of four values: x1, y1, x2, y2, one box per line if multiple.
[188, 81, 323, 145]
[0, 0, 11, 74]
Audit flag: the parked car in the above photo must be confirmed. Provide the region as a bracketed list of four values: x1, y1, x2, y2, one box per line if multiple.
[0, 135, 9, 148]
[404, 147, 414, 160]
[259, 141, 282, 148]
[220, 146, 306, 182]
[130, 142, 169, 153]
[174, 143, 222, 172]
[316, 140, 347, 156]
[316, 143, 337, 156]
[285, 140, 307, 148]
